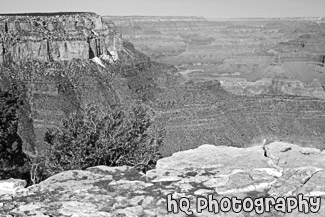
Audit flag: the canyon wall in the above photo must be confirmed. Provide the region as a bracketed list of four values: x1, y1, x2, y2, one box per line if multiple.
[0, 13, 166, 155]
[1, 12, 122, 63]
[150, 81, 325, 156]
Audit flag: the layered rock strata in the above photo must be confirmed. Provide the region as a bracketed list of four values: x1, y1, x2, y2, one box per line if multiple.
[151, 81, 325, 156]
[1, 12, 122, 63]
[105, 16, 325, 99]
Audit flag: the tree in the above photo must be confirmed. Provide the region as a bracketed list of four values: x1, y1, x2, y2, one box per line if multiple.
[0, 86, 28, 179]
[41, 103, 165, 177]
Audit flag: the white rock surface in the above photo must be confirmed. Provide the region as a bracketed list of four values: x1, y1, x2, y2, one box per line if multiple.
[1, 141, 325, 216]
[0, 178, 27, 195]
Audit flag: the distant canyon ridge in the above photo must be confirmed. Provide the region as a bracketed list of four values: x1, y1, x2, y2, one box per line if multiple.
[1, 13, 325, 157]
[105, 16, 325, 99]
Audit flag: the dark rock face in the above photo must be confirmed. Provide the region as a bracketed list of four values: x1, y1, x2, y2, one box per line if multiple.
[0, 13, 161, 155]
[0, 60, 124, 155]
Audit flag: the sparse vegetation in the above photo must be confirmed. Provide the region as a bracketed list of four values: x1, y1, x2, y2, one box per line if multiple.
[0, 84, 30, 181]
[35, 103, 165, 180]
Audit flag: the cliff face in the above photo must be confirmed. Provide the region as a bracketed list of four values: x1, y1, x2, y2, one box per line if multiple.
[1, 12, 122, 64]
[0, 13, 164, 155]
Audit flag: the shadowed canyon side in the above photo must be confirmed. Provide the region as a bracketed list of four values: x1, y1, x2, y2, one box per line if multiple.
[0, 12, 123, 155]
[0, 12, 179, 155]
[104, 16, 325, 99]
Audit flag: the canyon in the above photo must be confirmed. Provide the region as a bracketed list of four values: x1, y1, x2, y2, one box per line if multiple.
[0, 13, 325, 157]
[1, 12, 325, 217]
[102, 16, 325, 156]
[0, 13, 325, 158]
[105, 16, 325, 99]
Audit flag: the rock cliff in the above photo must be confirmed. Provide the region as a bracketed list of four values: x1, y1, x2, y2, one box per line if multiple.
[0, 13, 120, 155]
[1, 12, 121, 63]
[1, 141, 325, 216]
[0, 13, 177, 156]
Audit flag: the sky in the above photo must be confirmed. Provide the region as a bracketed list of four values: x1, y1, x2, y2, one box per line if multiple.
[1, 0, 325, 18]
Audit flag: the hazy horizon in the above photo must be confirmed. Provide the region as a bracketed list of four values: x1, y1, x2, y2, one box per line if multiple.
[1, 0, 325, 18]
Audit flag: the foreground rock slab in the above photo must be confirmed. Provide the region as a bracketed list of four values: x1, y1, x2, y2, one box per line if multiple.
[1, 142, 325, 216]
[0, 179, 27, 196]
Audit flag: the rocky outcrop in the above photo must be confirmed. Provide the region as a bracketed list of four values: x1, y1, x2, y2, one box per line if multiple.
[0, 12, 122, 64]
[1, 141, 325, 216]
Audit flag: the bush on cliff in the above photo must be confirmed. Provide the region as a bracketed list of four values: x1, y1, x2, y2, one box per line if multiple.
[0, 85, 29, 180]
[40, 103, 165, 178]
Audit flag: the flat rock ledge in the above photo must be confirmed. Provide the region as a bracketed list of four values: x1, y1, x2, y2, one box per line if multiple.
[1, 141, 325, 217]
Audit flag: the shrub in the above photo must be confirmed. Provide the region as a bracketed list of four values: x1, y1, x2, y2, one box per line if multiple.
[40, 103, 165, 178]
[0, 85, 29, 180]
